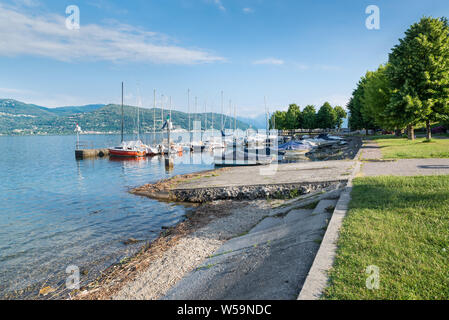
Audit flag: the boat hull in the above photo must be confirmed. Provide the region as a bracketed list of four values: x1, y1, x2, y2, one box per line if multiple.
[108, 149, 146, 157]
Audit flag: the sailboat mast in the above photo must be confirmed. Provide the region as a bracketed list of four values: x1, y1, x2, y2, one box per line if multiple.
[169, 96, 172, 122]
[136, 85, 141, 141]
[187, 89, 191, 132]
[121, 82, 124, 143]
[229, 100, 232, 130]
[221, 91, 224, 130]
[153, 89, 156, 137]
[137, 98, 140, 141]
[195, 96, 198, 124]
[264, 96, 269, 132]
[161, 94, 164, 128]
[234, 104, 236, 131]
[204, 100, 207, 130]
[211, 105, 214, 131]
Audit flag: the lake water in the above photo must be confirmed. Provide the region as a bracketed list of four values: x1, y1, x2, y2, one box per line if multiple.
[0, 134, 215, 299]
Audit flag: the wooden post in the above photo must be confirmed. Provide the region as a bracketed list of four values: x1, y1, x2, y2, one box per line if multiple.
[165, 117, 174, 171]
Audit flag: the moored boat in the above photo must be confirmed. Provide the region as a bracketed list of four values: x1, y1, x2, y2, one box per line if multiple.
[214, 149, 274, 167]
[109, 140, 147, 157]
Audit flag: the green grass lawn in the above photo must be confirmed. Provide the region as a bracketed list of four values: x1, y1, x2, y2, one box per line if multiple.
[372, 137, 449, 159]
[324, 175, 449, 300]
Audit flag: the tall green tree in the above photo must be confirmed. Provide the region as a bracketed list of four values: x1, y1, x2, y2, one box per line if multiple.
[270, 110, 287, 129]
[285, 104, 302, 129]
[363, 64, 395, 130]
[316, 102, 337, 129]
[387, 16, 449, 140]
[348, 77, 376, 134]
[334, 106, 347, 130]
[302, 105, 317, 129]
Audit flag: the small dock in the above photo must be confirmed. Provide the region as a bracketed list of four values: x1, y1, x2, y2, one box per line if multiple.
[131, 160, 356, 203]
[75, 148, 109, 159]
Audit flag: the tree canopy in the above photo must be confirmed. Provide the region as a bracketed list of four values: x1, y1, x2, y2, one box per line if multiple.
[316, 102, 337, 129]
[270, 103, 347, 130]
[334, 106, 347, 129]
[302, 105, 317, 129]
[349, 16, 449, 139]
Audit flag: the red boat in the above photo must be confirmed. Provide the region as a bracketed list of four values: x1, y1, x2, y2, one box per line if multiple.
[108, 140, 146, 157]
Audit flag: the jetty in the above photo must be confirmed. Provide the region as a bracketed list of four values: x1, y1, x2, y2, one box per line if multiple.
[132, 160, 356, 202]
[75, 148, 109, 159]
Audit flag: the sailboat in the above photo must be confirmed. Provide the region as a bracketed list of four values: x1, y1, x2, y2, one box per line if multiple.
[109, 82, 147, 157]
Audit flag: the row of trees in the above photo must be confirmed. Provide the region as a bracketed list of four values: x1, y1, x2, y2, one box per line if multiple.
[270, 102, 347, 130]
[349, 16, 449, 140]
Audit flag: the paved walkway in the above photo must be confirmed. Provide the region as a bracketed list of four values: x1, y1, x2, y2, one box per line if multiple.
[176, 160, 356, 189]
[360, 140, 383, 160]
[359, 140, 449, 176]
[362, 159, 449, 176]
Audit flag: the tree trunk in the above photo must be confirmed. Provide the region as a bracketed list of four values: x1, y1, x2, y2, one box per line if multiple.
[395, 129, 402, 137]
[366, 128, 369, 135]
[426, 120, 431, 141]
[407, 125, 415, 140]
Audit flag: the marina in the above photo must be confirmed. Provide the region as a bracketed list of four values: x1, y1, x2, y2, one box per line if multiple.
[0, 130, 358, 299]
[2, 0, 447, 304]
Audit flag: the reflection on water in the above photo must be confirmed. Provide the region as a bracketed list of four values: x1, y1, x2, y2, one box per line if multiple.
[0, 135, 214, 298]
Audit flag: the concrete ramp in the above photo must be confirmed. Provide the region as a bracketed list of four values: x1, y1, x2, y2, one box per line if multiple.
[162, 198, 336, 300]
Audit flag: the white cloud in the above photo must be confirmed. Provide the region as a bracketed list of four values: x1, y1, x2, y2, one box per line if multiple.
[252, 58, 284, 65]
[0, 4, 225, 64]
[212, 0, 226, 11]
[316, 64, 342, 71]
[0, 87, 98, 108]
[243, 7, 253, 14]
[0, 87, 34, 95]
[294, 63, 309, 70]
[13, 0, 40, 7]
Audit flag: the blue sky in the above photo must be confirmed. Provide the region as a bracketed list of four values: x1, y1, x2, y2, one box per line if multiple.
[0, 0, 448, 117]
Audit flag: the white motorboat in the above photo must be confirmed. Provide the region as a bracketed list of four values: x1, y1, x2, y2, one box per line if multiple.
[214, 149, 274, 167]
[205, 136, 226, 150]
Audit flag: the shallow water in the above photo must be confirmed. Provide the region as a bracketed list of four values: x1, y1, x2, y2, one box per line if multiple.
[0, 134, 214, 298]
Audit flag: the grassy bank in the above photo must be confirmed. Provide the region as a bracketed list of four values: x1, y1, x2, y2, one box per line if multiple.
[324, 175, 449, 300]
[371, 136, 449, 159]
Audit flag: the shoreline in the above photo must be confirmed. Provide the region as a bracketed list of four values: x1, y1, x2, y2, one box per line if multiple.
[72, 137, 360, 300]
[75, 185, 344, 300]
[73, 198, 271, 300]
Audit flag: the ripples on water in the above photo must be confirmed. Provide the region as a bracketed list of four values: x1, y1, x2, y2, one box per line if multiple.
[0, 134, 214, 299]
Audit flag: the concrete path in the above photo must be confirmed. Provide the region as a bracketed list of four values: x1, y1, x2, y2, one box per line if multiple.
[163, 196, 339, 300]
[360, 140, 382, 160]
[362, 159, 449, 176]
[359, 140, 449, 176]
[175, 160, 356, 190]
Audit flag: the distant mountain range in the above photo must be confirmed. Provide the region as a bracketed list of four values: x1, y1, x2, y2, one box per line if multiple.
[237, 114, 269, 130]
[0, 99, 250, 135]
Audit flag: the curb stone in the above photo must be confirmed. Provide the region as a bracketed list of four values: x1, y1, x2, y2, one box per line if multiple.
[297, 158, 361, 300]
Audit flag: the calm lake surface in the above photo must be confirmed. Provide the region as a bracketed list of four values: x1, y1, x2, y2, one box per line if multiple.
[0, 134, 215, 299]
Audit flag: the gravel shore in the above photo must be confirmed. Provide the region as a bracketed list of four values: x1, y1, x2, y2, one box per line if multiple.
[113, 200, 272, 300]
[75, 199, 273, 300]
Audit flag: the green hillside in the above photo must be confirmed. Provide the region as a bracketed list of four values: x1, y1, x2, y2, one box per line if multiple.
[0, 99, 249, 135]
[0, 99, 55, 117]
[40, 104, 105, 116]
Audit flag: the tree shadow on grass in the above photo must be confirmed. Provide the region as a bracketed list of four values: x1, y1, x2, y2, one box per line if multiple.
[350, 179, 449, 211]
[417, 165, 449, 169]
